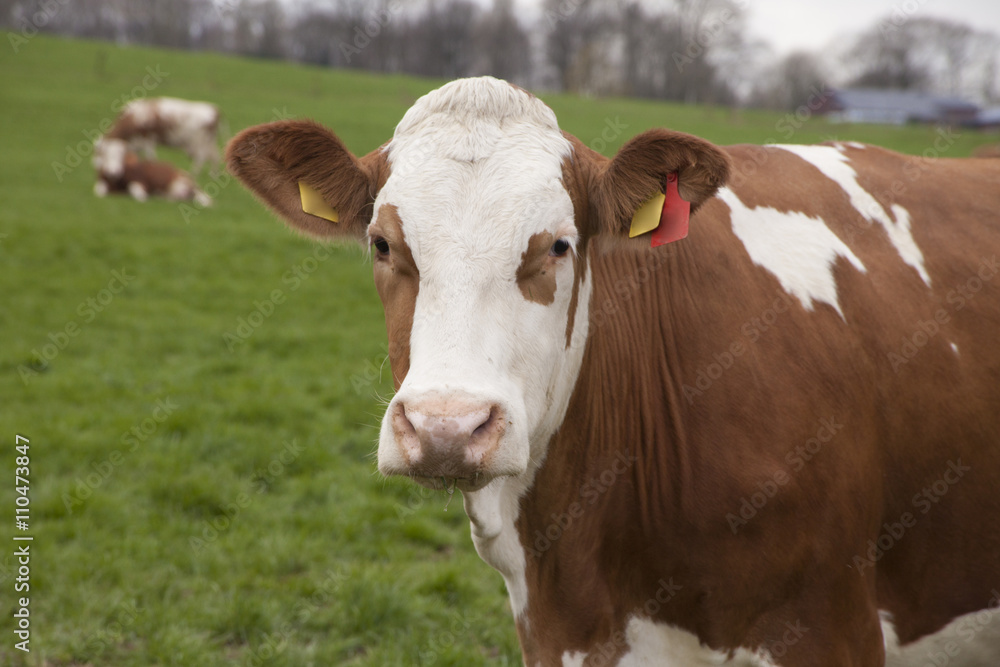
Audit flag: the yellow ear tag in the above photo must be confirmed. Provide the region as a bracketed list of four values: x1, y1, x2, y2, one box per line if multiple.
[298, 181, 339, 223]
[628, 192, 666, 238]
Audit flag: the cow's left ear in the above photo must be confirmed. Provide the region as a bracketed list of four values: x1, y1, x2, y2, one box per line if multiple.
[226, 120, 388, 241]
[592, 128, 731, 238]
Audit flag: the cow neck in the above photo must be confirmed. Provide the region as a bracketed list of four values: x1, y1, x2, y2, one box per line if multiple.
[511, 239, 703, 662]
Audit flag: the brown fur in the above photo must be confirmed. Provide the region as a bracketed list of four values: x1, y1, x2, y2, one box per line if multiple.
[225, 120, 387, 241]
[512, 143, 1000, 666]
[591, 128, 732, 237]
[370, 204, 419, 389]
[97, 153, 203, 202]
[226, 111, 1000, 666]
[516, 232, 558, 305]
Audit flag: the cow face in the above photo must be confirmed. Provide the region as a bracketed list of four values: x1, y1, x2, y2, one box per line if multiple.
[227, 77, 729, 493]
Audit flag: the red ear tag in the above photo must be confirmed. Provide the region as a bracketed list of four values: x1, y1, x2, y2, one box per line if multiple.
[650, 173, 690, 248]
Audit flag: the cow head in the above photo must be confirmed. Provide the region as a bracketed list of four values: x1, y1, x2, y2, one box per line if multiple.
[227, 77, 728, 495]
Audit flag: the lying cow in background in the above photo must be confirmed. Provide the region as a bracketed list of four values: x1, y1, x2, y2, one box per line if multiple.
[93, 148, 211, 207]
[227, 77, 1000, 666]
[98, 97, 221, 176]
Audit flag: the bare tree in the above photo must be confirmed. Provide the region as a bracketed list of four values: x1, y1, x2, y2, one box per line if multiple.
[748, 51, 830, 110]
[473, 0, 531, 84]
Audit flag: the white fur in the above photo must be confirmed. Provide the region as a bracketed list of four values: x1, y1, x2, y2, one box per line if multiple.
[120, 97, 220, 174]
[127, 181, 148, 202]
[374, 77, 594, 623]
[775, 144, 930, 286]
[93, 180, 108, 197]
[93, 137, 127, 178]
[883, 604, 1000, 666]
[718, 186, 867, 317]
[615, 617, 777, 666]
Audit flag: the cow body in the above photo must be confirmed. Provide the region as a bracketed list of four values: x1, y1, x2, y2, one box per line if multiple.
[227, 78, 1000, 666]
[94, 151, 211, 207]
[101, 97, 221, 175]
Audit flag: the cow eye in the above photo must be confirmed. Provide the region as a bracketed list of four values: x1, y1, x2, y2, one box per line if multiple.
[550, 239, 571, 257]
[372, 236, 390, 256]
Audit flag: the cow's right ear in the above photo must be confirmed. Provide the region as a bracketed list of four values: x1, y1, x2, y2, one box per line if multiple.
[226, 120, 388, 240]
[591, 128, 731, 239]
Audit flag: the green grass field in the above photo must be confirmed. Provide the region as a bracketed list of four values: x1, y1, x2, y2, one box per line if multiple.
[1, 35, 996, 666]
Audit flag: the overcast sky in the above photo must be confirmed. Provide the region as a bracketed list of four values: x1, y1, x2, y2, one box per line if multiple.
[513, 0, 1000, 56]
[744, 0, 1000, 55]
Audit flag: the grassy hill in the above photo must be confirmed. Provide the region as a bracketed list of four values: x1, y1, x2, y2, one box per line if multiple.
[1, 35, 995, 666]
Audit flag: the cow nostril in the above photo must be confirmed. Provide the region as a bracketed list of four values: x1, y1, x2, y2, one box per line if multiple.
[472, 407, 498, 438]
[394, 402, 416, 436]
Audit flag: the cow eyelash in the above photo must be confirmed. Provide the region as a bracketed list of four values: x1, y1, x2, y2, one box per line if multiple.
[550, 239, 571, 257]
[371, 236, 390, 256]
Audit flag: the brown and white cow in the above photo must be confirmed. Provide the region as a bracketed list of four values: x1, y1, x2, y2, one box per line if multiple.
[226, 77, 1000, 666]
[97, 97, 221, 176]
[94, 149, 211, 207]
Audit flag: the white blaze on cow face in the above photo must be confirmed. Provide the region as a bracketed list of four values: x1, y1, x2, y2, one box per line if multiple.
[373, 78, 589, 491]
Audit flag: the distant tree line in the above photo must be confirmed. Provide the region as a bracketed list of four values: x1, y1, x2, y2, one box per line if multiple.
[3, 0, 998, 110]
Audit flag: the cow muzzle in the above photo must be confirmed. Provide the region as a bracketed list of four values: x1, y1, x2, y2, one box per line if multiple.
[379, 392, 515, 490]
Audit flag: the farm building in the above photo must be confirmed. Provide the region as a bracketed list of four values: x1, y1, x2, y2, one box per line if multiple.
[817, 88, 980, 125]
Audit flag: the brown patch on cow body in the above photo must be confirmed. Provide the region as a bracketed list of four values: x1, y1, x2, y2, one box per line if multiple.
[511, 136, 1000, 665]
[370, 204, 418, 389]
[98, 153, 204, 202]
[516, 232, 557, 305]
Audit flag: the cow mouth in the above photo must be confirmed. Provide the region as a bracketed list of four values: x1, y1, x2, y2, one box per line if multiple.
[407, 473, 495, 494]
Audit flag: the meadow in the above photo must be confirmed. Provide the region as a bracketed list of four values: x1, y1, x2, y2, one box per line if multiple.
[1, 35, 996, 666]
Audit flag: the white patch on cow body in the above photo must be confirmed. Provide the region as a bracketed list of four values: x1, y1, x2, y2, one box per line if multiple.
[775, 144, 931, 286]
[882, 604, 1000, 666]
[717, 186, 866, 317]
[951, 342, 960, 356]
[561, 650, 586, 666]
[615, 617, 778, 666]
